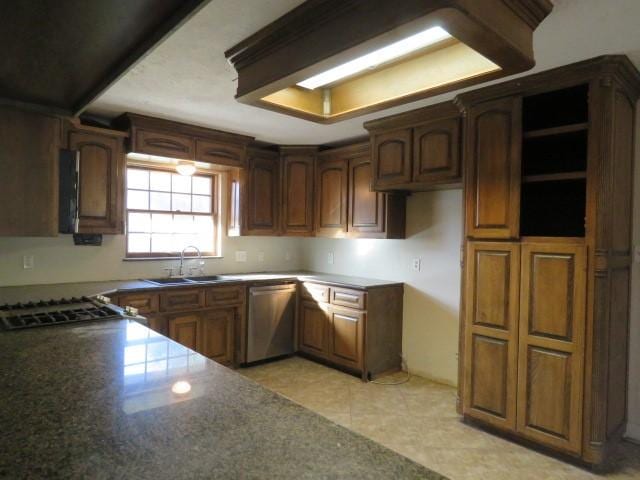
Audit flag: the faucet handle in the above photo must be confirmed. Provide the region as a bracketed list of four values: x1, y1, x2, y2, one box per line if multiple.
[163, 267, 174, 278]
[187, 265, 199, 276]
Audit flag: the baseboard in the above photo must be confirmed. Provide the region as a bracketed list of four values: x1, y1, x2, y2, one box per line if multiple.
[625, 421, 640, 443]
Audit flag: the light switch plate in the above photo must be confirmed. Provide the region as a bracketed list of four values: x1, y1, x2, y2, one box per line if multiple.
[23, 255, 34, 269]
[412, 257, 421, 272]
[327, 252, 334, 265]
[235, 251, 247, 262]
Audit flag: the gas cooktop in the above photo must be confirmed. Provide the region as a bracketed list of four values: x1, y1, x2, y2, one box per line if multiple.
[0, 297, 122, 331]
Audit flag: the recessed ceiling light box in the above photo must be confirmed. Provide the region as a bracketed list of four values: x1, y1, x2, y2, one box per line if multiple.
[225, 0, 553, 123]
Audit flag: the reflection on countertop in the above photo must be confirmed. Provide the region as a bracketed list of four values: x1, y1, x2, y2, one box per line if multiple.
[0, 319, 442, 479]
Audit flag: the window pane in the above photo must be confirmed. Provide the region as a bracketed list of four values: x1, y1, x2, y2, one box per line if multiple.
[173, 233, 197, 252]
[127, 190, 149, 210]
[173, 214, 195, 233]
[192, 176, 211, 195]
[128, 212, 151, 233]
[152, 213, 174, 233]
[172, 193, 191, 212]
[150, 192, 171, 211]
[192, 195, 211, 213]
[151, 234, 173, 253]
[128, 234, 150, 253]
[172, 174, 191, 194]
[150, 171, 171, 192]
[127, 169, 149, 189]
[194, 215, 213, 234]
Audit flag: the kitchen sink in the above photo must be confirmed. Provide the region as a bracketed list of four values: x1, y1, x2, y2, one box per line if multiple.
[185, 275, 226, 283]
[143, 277, 195, 286]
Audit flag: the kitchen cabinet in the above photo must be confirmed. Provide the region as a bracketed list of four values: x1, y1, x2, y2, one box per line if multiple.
[280, 146, 316, 236]
[457, 57, 640, 465]
[298, 281, 403, 380]
[0, 106, 61, 237]
[239, 148, 280, 235]
[464, 96, 521, 239]
[364, 101, 461, 191]
[200, 307, 235, 364]
[66, 124, 127, 234]
[160, 288, 205, 312]
[168, 312, 200, 351]
[315, 151, 348, 236]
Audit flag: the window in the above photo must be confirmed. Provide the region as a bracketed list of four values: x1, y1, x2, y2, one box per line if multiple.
[126, 167, 218, 258]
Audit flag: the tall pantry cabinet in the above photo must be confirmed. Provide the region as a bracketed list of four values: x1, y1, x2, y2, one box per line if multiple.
[457, 56, 640, 464]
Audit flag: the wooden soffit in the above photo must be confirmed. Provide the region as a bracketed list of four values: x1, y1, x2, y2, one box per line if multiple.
[225, 0, 553, 124]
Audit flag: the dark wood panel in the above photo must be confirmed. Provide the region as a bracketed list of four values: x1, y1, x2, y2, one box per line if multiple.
[206, 286, 245, 307]
[465, 96, 521, 239]
[315, 155, 347, 237]
[200, 308, 234, 364]
[281, 148, 315, 236]
[413, 117, 460, 185]
[473, 250, 512, 329]
[242, 149, 280, 235]
[299, 301, 328, 358]
[116, 293, 159, 315]
[469, 335, 510, 418]
[329, 306, 364, 370]
[135, 128, 194, 160]
[168, 312, 200, 352]
[372, 129, 412, 188]
[330, 288, 366, 310]
[300, 283, 330, 303]
[160, 288, 205, 312]
[195, 138, 245, 167]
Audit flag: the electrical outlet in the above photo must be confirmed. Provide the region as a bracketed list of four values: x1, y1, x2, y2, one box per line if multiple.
[412, 257, 421, 272]
[327, 252, 334, 265]
[285, 251, 291, 261]
[23, 255, 34, 269]
[235, 250, 247, 262]
[257, 251, 264, 263]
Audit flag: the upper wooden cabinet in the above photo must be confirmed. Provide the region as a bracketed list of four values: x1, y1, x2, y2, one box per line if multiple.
[67, 125, 126, 234]
[315, 151, 348, 237]
[463, 96, 522, 240]
[280, 147, 316, 236]
[0, 106, 61, 237]
[238, 148, 280, 236]
[115, 113, 253, 167]
[364, 101, 462, 192]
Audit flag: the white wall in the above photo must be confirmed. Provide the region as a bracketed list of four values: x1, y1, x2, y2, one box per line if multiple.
[302, 190, 462, 386]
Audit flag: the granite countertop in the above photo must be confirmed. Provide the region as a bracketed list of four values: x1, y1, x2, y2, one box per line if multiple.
[0, 319, 443, 479]
[0, 271, 402, 304]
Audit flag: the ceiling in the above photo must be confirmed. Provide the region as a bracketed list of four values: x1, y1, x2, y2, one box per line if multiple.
[88, 0, 640, 146]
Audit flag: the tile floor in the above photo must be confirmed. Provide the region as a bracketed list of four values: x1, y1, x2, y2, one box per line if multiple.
[239, 356, 640, 480]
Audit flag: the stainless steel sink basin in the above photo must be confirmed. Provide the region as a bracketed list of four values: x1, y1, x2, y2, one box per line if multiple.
[185, 275, 226, 283]
[143, 277, 195, 286]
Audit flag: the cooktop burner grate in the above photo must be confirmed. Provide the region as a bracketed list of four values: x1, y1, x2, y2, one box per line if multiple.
[0, 297, 122, 331]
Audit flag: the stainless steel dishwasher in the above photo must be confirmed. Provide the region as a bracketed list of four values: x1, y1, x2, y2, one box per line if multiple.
[247, 283, 296, 363]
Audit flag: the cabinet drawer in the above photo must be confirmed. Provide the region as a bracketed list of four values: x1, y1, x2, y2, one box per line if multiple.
[160, 289, 205, 312]
[135, 129, 194, 160]
[206, 286, 245, 307]
[301, 283, 330, 303]
[330, 287, 366, 310]
[195, 138, 245, 167]
[117, 293, 159, 315]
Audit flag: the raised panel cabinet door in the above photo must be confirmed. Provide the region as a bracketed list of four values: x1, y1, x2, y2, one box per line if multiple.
[413, 117, 461, 185]
[463, 241, 520, 431]
[328, 306, 364, 371]
[315, 156, 348, 236]
[168, 312, 201, 352]
[517, 241, 586, 454]
[200, 308, 235, 364]
[299, 301, 329, 358]
[348, 153, 386, 236]
[465, 96, 521, 239]
[146, 316, 168, 336]
[69, 130, 124, 234]
[372, 128, 412, 189]
[243, 151, 280, 235]
[281, 151, 315, 236]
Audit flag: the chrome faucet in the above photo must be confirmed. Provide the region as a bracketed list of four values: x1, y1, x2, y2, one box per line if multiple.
[179, 245, 203, 277]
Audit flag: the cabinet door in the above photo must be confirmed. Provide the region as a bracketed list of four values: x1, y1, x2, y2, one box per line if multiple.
[69, 130, 124, 234]
[281, 151, 315, 236]
[372, 128, 412, 189]
[517, 242, 586, 454]
[413, 117, 460, 186]
[463, 241, 520, 431]
[168, 313, 201, 352]
[299, 301, 329, 358]
[146, 316, 168, 336]
[200, 308, 235, 364]
[465, 97, 521, 239]
[348, 152, 386, 236]
[328, 306, 364, 371]
[315, 156, 347, 236]
[242, 151, 280, 235]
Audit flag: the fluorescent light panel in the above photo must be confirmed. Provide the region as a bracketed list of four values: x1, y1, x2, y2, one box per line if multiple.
[297, 26, 451, 90]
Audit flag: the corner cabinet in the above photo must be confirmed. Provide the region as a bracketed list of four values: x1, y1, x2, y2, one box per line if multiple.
[365, 101, 462, 191]
[280, 146, 316, 236]
[458, 56, 640, 465]
[66, 125, 127, 234]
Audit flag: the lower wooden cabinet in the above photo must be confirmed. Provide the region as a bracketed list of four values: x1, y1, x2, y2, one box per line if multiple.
[328, 307, 364, 371]
[299, 301, 329, 358]
[168, 312, 200, 352]
[200, 308, 234, 364]
[462, 239, 586, 455]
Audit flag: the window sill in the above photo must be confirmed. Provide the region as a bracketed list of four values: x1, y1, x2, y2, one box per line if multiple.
[123, 256, 223, 262]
